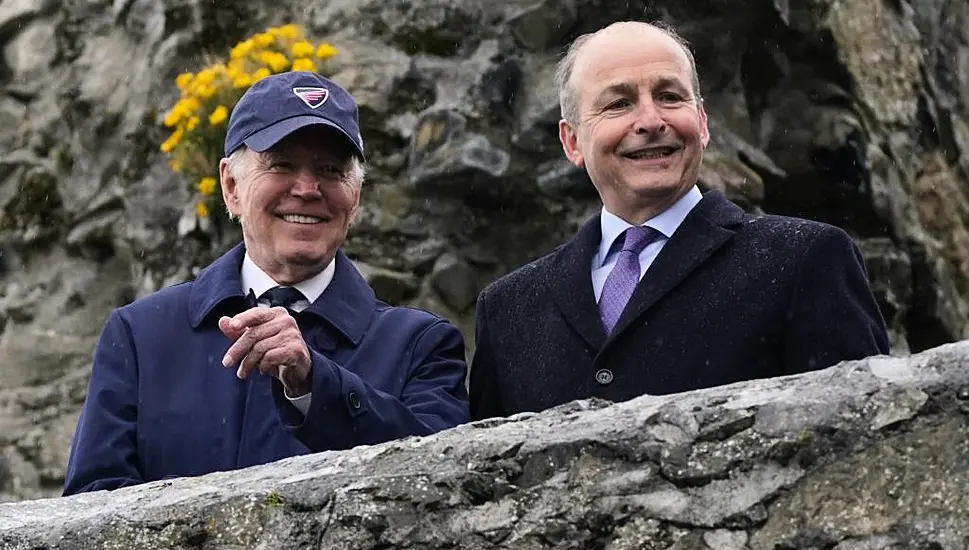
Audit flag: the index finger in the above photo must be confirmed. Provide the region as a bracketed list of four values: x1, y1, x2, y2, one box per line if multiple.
[226, 306, 283, 331]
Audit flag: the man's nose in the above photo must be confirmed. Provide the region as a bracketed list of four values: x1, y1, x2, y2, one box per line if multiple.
[633, 100, 667, 134]
[290, 168, 322, 197]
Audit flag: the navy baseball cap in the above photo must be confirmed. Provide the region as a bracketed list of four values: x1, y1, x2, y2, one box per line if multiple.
[223, 71, 365, 160]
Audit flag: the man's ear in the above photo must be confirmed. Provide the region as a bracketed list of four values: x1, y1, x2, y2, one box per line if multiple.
[219, 157, 241, 218]
[347, 183, 362, 226]
[559, 119, 585, 168]
[698, 102, 710, 149]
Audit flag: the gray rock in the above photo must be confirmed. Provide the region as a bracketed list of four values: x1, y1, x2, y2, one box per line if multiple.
[430, 252, 478, 312]
[2, 342, 969, 548]
[857, 238, 912, 353]
[353, 260, 421, 305]
[535, 158, 596, 198]
[511, 60, 560, 154]
[507, 0, 576, 52]
[3, 19, 58, 77]
[0, 0, 57, 37]
[408, 110, 511, 200]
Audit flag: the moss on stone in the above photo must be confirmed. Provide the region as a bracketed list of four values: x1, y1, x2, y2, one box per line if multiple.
[0, 166, 63, 232]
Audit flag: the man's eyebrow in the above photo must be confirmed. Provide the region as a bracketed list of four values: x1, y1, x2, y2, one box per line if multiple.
[652, 76, 689, 93]
[595, 82, 638, 101]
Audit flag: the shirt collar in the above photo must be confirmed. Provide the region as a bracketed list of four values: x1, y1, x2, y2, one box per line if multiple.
[240, 253, 336, 303]
[596, 185, 703, 268]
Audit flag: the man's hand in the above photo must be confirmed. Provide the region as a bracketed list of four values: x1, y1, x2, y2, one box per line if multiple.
[218, 307, 312, 397]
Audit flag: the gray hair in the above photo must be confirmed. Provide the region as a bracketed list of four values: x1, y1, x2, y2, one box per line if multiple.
[555, 21, 703, 124]
[225, 145, 366, 189]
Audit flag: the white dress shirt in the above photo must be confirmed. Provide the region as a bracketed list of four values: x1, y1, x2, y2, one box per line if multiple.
[592, 185, 703, 302]
[239, 253, 336, 415]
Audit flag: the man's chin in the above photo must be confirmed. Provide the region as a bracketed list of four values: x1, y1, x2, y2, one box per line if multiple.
[274, 247, 334, 272]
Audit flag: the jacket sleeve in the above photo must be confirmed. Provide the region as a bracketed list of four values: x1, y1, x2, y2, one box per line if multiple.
[468, 289, 504, 421]
[62, 310, 143, 495]
[273, 319, 469, 452]
[783, 226, 891, 374]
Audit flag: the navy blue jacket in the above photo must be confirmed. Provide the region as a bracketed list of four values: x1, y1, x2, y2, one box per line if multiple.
[63, 244, 469, 495]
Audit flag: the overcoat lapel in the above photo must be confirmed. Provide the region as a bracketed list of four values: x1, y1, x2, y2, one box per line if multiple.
[550, 216, 608, 351]
[607, 191, 745, 342]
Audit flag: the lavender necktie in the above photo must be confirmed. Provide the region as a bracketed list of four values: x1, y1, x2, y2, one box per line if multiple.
[599, 226, 662, 334]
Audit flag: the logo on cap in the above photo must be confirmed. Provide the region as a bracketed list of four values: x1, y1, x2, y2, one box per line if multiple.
[293, 87, 329, 109]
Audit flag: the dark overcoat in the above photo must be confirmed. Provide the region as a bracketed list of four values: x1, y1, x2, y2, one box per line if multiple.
[469, 190, 890, 420]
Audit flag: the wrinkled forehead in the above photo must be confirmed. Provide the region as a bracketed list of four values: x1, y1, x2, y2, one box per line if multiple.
[571, 27, 693, 96]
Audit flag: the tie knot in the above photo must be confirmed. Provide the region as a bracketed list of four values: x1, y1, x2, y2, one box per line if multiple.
[620, 225, 661, 254]
[261, 286, 306, 309]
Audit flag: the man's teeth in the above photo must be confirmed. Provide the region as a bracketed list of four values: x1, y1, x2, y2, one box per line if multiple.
[626, 148, 676, 159]
[281, 214, 322, 224]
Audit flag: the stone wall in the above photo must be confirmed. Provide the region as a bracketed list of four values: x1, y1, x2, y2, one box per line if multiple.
[1, 0, 969, 502]
[3, 341, 968, 549]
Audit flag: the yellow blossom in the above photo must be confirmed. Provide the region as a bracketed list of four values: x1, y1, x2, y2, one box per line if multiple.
[291, 40, 315, 58]
[195, 68, 216, 86]
[230, 39, 255, 60]
[196, 201, 210, 218]
[291, 58, 316, 72]
[178, 97, 200, 115]
[175, 72, 194, 90]
[315, 43, 338, 59]
[198, 177, 218, 196]
[160, 128, 184, 153]
[186, 116, 200, 131]
[209, 105, 228, 125]
[254, 32, 275, 47]
[259, 51, 289, 73]
[273, 24, 301, 39]
[195, 85, 215, 99]
[226, 60, 244, 79]
[252, 67, 271, 82]
[163, 107, 182, 128]
[232, 74, 252, 88]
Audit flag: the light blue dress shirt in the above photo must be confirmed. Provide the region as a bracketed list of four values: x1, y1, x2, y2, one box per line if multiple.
[591, 185, 703, 303]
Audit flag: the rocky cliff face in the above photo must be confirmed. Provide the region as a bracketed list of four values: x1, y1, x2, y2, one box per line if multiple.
[1, 0, 969, 504]
[3, 341, 969, 549]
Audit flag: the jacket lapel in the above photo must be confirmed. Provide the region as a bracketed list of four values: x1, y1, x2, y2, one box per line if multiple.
[551, 215, 608, 351]
[608, 190, 745, 340]
[300, 250, 376, 348]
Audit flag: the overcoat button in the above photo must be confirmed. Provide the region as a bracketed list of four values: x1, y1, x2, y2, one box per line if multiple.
[595, 369, 614, 385]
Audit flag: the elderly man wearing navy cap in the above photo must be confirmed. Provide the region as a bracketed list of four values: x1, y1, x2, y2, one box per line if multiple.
[63, 72, 470, 495]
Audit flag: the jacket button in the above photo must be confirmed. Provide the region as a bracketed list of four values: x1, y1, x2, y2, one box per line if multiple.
[348, 391, 361, 409]
[595, 369, 614, 385]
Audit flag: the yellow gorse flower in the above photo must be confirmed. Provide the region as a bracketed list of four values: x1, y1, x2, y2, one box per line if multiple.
[291, 40, 315, 58]
[316, 43, 338, 59]
[209, 105, 228, 125]
[159, 23, 341, 222]
[198, 177, 218, 196]
[292, 58, 316, 72]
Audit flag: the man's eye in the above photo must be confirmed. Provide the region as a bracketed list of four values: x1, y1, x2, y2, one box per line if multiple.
[605, 99, 631, 110]
[658, 92, 684, 103]
[269, 161, 294, 171]
[317, 164, 344, 176]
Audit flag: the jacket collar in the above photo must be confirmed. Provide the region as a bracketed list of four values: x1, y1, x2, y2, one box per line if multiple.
[188, 244, 375, 346]
[550, 189, 745, 351]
